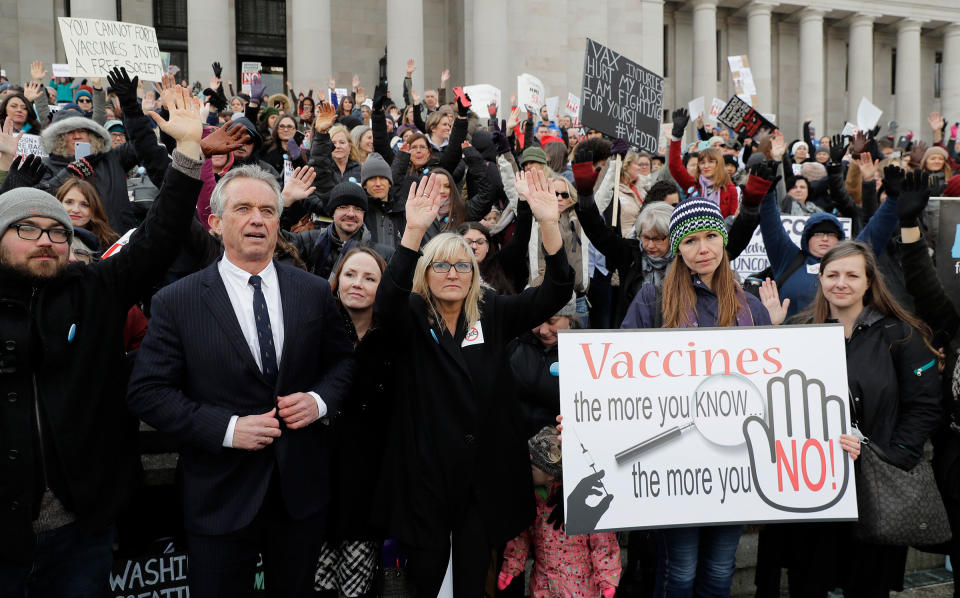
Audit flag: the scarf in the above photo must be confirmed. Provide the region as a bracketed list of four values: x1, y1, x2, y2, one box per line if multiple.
[640, 252, 673, 288]
[699, 173, 722, 206]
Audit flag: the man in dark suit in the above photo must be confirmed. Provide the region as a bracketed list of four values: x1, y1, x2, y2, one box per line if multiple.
[127, 164, 355, 597]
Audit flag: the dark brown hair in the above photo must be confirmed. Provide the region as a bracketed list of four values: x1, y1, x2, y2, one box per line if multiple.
[330, 246, 387, 297]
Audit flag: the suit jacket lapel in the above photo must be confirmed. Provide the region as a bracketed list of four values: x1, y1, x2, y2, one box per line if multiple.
[200, 263, 265, 382]
[275, 262, 302, 380]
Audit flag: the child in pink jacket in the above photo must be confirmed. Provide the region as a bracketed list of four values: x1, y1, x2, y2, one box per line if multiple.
[497, 427, 621, 597]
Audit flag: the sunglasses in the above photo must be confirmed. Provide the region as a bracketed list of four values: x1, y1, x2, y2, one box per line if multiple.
[77, 98, 92, 104]
[555, 192, 570, 199]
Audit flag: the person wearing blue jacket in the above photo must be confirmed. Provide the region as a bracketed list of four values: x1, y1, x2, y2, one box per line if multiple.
[758, 165, 904, 319]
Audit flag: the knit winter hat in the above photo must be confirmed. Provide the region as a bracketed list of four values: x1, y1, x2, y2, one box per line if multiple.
[668, 198, 728, 254]
[361, 152, 393, 185]
[528, 426, 562, 479]
[520, 146, 548, 167]
[922, 145, 949, 168]
[814, 145, 830, 156]
[0, 187, 74, 245]
[807, 219, 843, 238]
[790, 140, 807, 156]
[555, 292, 578, 320]
[328, 180, 368, 212]
[75, 87, 93, 101]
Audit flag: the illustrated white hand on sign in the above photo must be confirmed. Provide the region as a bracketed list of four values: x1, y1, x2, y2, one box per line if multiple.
[57, 17, 164, 81]
[558, 326, 857, 535]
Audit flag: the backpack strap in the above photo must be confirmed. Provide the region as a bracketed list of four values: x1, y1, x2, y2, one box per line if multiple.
[775, 251, 809, 288]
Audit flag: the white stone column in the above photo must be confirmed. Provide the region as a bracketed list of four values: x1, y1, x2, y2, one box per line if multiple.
[70, 0, 116, 20]
[640, 0, 665, 76]
[847, 14, 874, 122]
[692, 0, 718, 104]
[187, 0, 234, 88]
[895, 19, 923, 138]
[471, 0, 509, 117]
[798, 9, 825, 137]
[941, 25, 960, 126]
[747, 2, 774, 113]
[387, 0, 424, 106]
[289, 0, 331, 96]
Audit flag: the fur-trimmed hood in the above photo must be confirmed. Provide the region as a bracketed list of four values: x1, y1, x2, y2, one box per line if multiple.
[41, 116, 111, 156]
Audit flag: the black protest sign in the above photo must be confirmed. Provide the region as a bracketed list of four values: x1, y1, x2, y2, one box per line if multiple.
[716, 96, 777, 137]
[935, 198, 960, 311]
[581, 38, 663, 153]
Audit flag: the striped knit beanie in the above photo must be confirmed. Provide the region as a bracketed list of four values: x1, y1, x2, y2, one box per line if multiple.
[668, 198, 727, 254]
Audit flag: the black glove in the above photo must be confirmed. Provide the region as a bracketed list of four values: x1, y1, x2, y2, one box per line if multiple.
[882, 164, 905, 198]
[212, 61, 222, 79]
[829, 134, 847, 164]
[456, 92, 472, 118]
[372, 82, 389, 112]
[492, 120, 511, 155]
[867, 124, 881, 140]
[671, 108, 689, 139]
[898, 169, 930, 227]
[203, 88, 227, 112]
[0, 155, 49, 193]
[546, 488, 565, 531]
[106, 67, 139, 111]
[610, 138, 630, 158]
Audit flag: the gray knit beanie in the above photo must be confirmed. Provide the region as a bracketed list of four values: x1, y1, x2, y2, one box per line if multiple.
[361, 152, 393, 185]
[529, 426, 563, 479]
[0, 187, 74, 244]
[555, 293, 578, 320]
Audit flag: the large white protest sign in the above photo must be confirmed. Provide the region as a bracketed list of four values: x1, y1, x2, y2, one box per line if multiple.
[731, 215, 852, 280]
[58, 18, 163, 81]
[558, 326, 857, 534]
[463, 84, 501, 119]
[16, 134, 47, 158]
[517, 73, 545, 113]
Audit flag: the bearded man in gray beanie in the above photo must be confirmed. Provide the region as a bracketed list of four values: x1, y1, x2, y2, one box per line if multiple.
[0, 84, 246, 596]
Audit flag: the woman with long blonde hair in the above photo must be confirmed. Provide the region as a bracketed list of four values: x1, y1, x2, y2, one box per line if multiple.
[373, 170, 574, 597]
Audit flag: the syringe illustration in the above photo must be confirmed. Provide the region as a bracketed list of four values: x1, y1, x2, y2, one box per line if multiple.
[568, 425, 608, 497]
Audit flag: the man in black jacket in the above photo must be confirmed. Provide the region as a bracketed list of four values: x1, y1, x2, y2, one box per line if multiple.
[0, 85, 241, 595]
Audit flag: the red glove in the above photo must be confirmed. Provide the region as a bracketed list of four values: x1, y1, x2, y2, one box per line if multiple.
[572, 161, 599, 196]
[602, 588, 616, 598]
[497, 571, 514, 591]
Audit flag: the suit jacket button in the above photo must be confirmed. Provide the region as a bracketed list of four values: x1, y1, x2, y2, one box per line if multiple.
[7, 449, 19, 460]
[6, 392, 15, 403]
[376, 383, 385, 392]
[9, 500, 19, 511]
[4, 340, 15, 351]
[464, 434, 475, 446]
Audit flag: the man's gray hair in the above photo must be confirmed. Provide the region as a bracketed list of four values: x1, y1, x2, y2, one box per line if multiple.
[209, 165, 283, 218]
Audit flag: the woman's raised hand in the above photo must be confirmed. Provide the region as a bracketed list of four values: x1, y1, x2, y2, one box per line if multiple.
[314, 101, 337, 132]
[758, 278, 790, 325]
[405, 173, 442, 231]
[526, 168, 560, 224]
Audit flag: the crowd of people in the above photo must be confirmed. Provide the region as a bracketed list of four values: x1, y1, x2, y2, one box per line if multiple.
[1, 54, 960, 598]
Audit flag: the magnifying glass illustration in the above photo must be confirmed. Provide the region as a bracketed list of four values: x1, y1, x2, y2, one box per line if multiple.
[614, 373, 765, 465]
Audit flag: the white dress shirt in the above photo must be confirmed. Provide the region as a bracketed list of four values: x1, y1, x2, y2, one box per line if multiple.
[217, 256, 325, 447]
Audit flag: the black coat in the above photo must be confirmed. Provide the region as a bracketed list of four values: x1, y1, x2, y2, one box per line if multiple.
[328, 317, 395, 541]
[372, 244, 574, 548]
[0, 163, 202, 565]
[845, 307, 942, 470]
[507, 331, 560, 438]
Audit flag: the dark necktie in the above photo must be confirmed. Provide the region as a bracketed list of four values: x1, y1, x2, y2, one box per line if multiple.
[248, 275, 278, 387]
